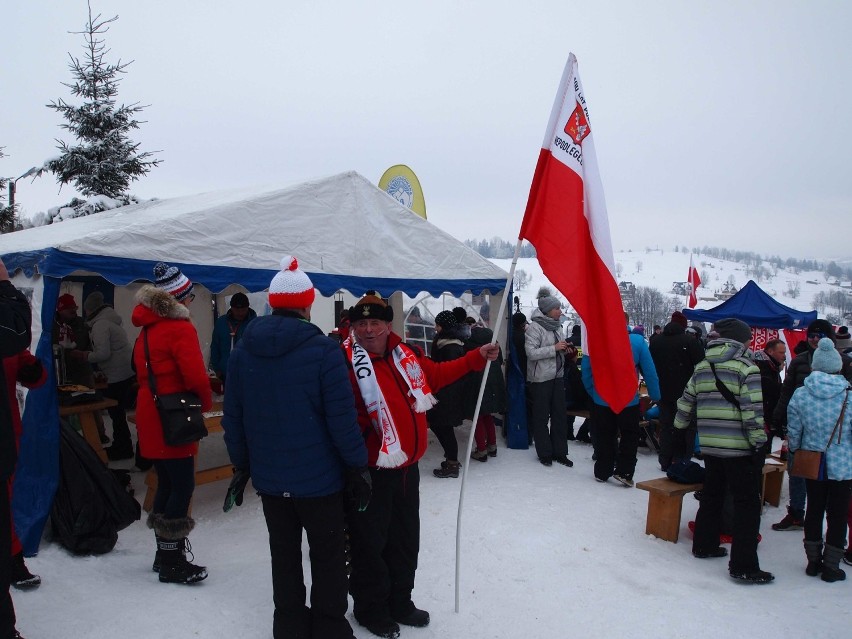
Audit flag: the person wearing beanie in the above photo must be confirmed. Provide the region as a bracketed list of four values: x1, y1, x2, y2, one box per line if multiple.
[772, 318, 852, 533]
[428, 310, 469, 478]
[835, 326, 852, 353]
[210, 291, 257, 386]
[787, 337, 852, 582]
[343, 288, 499, 637]
[0, 257, 35, 639]
[222, 255, 368, 638]
[651, 309, 706, 471]
[131, 264, 212, 585]
[74, 291, 138, 464]
[674, 316, 773, 583]
[526, 286, 574, 467]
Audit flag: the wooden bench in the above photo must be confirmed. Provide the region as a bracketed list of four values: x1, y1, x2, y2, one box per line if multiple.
[140, 402, 233, 512]
[636, 462, 788, 543]
[636, 477, 703, 543]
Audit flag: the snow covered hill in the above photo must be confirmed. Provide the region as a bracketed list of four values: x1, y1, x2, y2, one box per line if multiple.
[492, 249, 848, 327]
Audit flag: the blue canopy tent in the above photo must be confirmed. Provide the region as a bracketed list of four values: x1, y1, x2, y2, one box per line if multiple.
[1, 171, 509, 555]
[683, 280, 817, 329]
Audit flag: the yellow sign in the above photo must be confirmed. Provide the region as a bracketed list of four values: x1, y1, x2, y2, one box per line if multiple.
[378, 165, 427, 220]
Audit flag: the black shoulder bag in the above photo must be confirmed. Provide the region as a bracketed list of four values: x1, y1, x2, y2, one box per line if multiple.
[143, 328, 208, 446]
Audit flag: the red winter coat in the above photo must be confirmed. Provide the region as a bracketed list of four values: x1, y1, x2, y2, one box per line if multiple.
[347, 332, 486, 467]
[131, 286, 212, 460]
[3, 349, 47, 442]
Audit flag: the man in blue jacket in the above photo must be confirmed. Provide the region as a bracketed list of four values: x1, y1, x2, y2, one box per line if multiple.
[222, 256, 370, 639]
[582, 312, 661, 486]
[209, 292, 256, 386]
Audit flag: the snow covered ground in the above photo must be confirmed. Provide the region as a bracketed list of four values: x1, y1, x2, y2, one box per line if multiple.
[13, 425, 848, 638]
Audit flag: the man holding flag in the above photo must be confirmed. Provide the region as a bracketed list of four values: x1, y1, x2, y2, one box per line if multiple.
[519, 54, 635, 415]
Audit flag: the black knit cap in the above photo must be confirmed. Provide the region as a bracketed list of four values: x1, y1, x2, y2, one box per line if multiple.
[435, 310, 457, 329]
[807, 318, 836, 342]
[349, 290, 393, 322]
[452, 307, 468, 324]
[230, 292, 250, 308]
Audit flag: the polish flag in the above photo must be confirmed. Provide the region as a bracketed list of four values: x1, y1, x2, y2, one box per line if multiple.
[519, 54, 635, 414]
[687, 254, 701, 308]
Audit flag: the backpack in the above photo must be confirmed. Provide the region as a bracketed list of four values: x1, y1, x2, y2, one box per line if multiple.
[49, 419, 141, 554]
[666, 458, 705, 484]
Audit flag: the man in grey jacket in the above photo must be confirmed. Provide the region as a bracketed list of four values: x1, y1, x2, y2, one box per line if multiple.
[525, 287, 574, 467]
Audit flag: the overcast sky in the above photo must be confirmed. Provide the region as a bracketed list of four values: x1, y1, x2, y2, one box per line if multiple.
[3, 1, 851, 261]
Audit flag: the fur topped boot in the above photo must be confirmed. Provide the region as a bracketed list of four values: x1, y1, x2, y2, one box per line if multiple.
[803, 539, 823, 577]
[152, 515, 207, 584]
[821, 544, 847, 583]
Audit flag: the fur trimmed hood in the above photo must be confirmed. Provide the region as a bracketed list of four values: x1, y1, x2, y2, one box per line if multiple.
[134, 285, 191, 321]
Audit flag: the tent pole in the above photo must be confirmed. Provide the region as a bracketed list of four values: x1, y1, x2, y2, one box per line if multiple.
[455, 238, 523, 613]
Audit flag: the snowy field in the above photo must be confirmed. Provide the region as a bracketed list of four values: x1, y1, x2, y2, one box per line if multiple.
[13, 425, 848, 638]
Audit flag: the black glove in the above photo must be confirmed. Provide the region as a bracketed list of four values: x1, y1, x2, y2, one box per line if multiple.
[344, 467, 372, 512]
[223, 467, 250, 512]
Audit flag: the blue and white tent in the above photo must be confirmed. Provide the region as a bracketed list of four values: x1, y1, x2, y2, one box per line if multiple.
[1, 171, 508, 554]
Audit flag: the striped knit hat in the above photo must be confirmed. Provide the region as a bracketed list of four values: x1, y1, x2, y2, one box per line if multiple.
[268, 256, 315, 309]
[153, 262, 194, 302]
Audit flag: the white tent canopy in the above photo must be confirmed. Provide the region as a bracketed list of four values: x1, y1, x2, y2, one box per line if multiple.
[2, 171, 507, 297]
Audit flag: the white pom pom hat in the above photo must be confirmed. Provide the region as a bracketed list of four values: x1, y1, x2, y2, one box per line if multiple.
[268, 256, 315, 309]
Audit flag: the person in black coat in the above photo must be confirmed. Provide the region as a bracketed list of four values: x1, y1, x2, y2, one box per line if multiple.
[0, 258, 33, 639]
[465, 325, 507, 460]
[649, 311, 705, 470]
[428, 311, 470, 478]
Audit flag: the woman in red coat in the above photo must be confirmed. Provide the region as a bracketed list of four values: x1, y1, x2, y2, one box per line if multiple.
[132, 263, 212, 585]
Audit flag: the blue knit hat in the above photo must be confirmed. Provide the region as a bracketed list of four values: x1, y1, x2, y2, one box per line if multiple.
[812, 337, 842, 373]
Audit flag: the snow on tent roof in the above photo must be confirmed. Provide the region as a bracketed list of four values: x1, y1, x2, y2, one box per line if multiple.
[1, 171, 507, 297]
[683, 279, 817, 329]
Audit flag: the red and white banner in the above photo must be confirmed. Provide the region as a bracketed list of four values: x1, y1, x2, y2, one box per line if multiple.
[687, 254, 701, 308]
[519, 54, 635, 413]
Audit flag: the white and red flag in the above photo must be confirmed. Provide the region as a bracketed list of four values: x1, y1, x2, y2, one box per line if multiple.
[519, 54, 635, 414]
[687, 254, 701, 308]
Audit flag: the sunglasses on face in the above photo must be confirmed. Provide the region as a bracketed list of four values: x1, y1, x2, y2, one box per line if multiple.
[807, 332, 825, 339]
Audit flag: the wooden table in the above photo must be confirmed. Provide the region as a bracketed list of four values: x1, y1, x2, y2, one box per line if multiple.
[58, 397, 118, 464]
[142, 402, 234, 512]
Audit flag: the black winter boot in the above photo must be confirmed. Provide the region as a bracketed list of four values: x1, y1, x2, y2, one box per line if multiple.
[10, 551, 41, 590]
[821, 544, 847, 583]
[153, 516, 207, 584]
[433, 460, 461, 478]
[803, 539, 823, 577]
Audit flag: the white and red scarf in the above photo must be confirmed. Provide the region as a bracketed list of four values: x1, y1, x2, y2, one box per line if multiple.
[346, 340, 437, 468]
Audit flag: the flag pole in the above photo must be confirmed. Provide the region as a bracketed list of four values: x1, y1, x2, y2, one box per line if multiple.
[455, 237, 524, 613]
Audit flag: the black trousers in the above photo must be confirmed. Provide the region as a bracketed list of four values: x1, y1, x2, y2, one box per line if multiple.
[804, 478, 852, 549]
[101, 375, 135, 450]
[152, 457, 195, 519]
[428, 420, 458, 461]
[694, 455, 763, 573]
[591, 403, 640, 480]
[261, 492, 353, 639]
[528, 379, 568, 460]
[0, 482, 15, 638]
[348, 464, 420, 624]
[657, 400, 695, 469]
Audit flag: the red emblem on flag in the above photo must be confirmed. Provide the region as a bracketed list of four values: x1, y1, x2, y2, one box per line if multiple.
[564, 102, 590, 145]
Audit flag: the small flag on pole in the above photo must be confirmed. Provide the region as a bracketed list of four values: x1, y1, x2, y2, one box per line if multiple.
[688, 254, 701, 308]
[519, 54, 635, 414]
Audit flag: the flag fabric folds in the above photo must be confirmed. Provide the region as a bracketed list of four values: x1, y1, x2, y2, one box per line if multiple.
[519, 54, 635, 414]
[688, 254, 701, 308]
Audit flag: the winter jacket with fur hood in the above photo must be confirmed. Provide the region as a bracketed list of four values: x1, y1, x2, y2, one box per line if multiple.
[787, 371, 852, 481]
[674, 339, 765, 458]
[223, 311, 366, 498]
[86, 305, 134, 384]
[131, 286, 213, 459]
